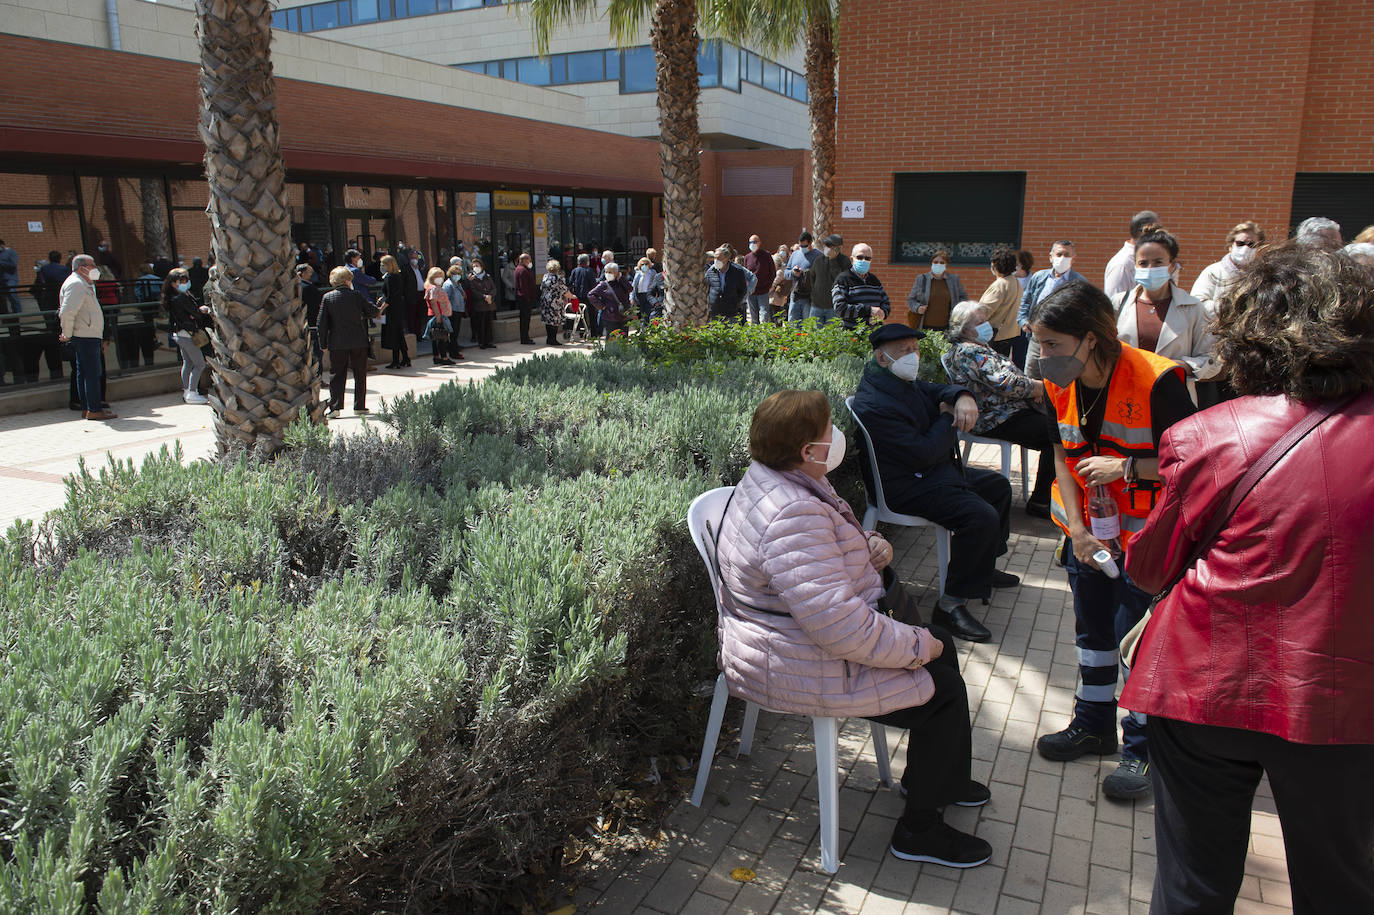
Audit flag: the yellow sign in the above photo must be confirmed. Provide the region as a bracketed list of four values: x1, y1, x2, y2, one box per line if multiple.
[494, 189, 530, 210]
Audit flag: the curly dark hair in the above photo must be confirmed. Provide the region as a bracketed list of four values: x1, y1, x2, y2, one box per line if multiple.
[990, 246, 1017, 276]
[1215, 241, 1374, 400]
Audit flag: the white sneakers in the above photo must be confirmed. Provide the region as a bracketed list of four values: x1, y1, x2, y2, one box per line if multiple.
[184, 391, 210, 405]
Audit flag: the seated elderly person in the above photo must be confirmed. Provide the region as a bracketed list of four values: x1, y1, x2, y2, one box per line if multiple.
[944, 300, 1055, 517]
[852, 324, 1017, 643]
[716, 389, 993, 869]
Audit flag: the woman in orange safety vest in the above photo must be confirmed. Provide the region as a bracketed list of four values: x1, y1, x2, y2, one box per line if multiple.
[1027, 280, 1196, 804]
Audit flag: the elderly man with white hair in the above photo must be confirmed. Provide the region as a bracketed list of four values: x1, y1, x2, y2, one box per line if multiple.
[943, 300, 1055, 515]
[1344, 242, 1374, 268]
[1295, 216, 1342, 249]
[831, 242, 891, 329]
[58, 253, 116, 420]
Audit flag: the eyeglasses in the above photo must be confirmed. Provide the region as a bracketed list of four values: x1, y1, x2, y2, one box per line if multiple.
[853, 255, 872, 261]
[1233, 240, 1257, 248]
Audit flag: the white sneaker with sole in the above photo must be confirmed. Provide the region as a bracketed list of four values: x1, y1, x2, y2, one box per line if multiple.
[184, 391, 209, 405]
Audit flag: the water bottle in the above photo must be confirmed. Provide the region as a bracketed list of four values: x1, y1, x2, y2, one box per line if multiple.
[1088, 485, 1123, 577]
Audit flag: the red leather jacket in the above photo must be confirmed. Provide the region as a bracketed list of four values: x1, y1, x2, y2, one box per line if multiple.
[1121, 391, 1374, 744]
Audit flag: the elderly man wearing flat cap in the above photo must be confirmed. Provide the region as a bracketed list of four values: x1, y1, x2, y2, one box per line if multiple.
[850, 323, 1017, 642]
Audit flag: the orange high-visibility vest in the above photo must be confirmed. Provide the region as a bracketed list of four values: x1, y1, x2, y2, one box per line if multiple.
[1046, 343, 1184, 547]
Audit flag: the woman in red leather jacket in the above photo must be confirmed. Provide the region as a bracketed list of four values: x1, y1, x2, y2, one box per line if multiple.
[1122, 243, 1374, 914]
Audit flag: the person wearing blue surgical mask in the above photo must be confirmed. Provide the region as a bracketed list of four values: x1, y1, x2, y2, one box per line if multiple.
[1109, 225, 1221, 404]
[831, 243, 892, 329]
[943, 301, 1057, 516]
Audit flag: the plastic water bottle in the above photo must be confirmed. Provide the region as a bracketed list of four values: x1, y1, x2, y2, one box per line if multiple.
[1088, 485, 1123, 578]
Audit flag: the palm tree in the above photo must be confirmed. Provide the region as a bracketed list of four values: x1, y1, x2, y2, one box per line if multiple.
[196, 0, 323, 454]
[523, 0, 708, 324]
[704, 0, 836, 239]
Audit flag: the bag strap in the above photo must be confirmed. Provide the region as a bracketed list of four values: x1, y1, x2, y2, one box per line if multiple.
[1156, 393, 1355, 595]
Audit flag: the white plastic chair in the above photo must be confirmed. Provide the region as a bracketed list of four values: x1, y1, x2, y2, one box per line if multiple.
[958, 432, 1031, 504]
[843, 397, 950, 596]
[685, 486, 894, 875]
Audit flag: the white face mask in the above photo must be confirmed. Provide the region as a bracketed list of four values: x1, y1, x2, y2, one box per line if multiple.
[930, 263, 947, 276]
[806, 424, 846, 473]
[1231, 243, 1255, 265]
[1051, 254, 1072, 274]
[714, 260, 728, 271]
[884, 348, 921, 381]
[749, 242, 759, 251]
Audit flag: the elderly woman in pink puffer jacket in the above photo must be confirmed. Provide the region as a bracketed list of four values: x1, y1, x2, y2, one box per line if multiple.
[714, 390, 993, 870]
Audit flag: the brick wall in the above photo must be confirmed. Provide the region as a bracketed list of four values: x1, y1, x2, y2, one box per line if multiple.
[707, 149, 815, 258]
[835, 0, 1373, 321]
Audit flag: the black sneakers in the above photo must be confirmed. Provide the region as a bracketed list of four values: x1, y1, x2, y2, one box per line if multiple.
[889, 817, 992, 869]
[1036, 724, 1118, 761]
[1102, 755, 1152, 800]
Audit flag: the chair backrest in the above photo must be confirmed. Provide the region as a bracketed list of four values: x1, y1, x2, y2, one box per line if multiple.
[687, 486, 736, 595]
[843, 397, 890, 514]
[940, 349, 956, 380]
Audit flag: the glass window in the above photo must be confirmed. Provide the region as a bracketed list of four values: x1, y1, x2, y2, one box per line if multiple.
[405, 0, 437, 15]
[743, 51, 760, 84]
[456, 62, 484, 74]
[605, 48, 619, 80]
[565, 49, 605, 83]
[271, 10, 289, 30]
[453, 0, 482, 8]
[621, 47, 655, 93]
[517, 56, 550, 86]
[790, 74, 808, 102]
[720, 42, 739, 91]
[698, 39, 720, 88]
[761, 60, 781, 93]
[308, 3, 338, 29]
[484, 61, 500, 77]
[548, 55, 567, 84]
[353, 0, 380, 22]
[891, 172, 1026, 263]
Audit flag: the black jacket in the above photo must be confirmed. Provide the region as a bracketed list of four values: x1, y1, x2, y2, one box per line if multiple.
[167, 292, 206, 334]
[300, 281, 324, 327]
[318, 287, 379, 350]
[850, 360, 973, 509]
[808, 253, 851, 312]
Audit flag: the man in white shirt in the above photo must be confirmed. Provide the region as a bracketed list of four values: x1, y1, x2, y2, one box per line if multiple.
[59, 254, 116, 420]
[1103, 210, 1159, 297]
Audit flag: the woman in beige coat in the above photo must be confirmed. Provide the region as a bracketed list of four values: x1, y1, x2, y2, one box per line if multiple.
[715, 390, 992, 869]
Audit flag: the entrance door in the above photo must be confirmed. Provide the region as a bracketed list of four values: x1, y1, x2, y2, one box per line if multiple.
[338, 209, 394, 258]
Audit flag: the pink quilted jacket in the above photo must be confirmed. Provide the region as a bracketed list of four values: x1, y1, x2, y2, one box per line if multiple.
[713, 462, 936, 718]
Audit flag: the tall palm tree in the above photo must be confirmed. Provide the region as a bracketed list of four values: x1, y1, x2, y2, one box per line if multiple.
[523, 0, 708, 324]
[704, 0, 837, 239]
[196, 0, 323, 454]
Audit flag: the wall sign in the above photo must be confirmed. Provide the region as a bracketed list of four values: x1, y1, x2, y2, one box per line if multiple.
[533, 213, 548, 278]
[841, 201, 865, 219]
[27, 221, 43, 232]
[493, 190, 531, 211]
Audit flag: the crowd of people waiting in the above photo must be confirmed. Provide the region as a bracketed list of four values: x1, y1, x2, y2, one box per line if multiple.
[708, 216, 1374, 913]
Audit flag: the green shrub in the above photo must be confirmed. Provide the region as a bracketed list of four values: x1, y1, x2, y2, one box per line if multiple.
[3, 347, 896, 911]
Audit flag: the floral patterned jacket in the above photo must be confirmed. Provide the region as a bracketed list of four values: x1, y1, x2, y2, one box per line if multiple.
[540, 272, 569, 325]
[944, 341, 1041, 435]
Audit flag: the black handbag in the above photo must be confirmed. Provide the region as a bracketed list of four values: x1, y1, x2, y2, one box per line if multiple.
[877, 566, 923, 626]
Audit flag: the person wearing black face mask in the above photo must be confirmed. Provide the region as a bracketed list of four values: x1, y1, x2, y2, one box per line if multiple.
[1028, 281, 1196, 803]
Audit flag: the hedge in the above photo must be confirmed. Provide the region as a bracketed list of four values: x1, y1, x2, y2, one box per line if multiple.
[0, 348, 881, 912]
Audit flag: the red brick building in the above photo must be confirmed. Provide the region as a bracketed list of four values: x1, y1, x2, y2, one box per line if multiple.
[833, 0, 1374, 318]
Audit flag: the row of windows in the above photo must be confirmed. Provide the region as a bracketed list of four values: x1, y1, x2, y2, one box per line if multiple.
[271, 0, 516, 33]
[454, 40, 809, 103]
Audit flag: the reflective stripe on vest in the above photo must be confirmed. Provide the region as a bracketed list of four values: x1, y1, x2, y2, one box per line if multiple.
[1044, 344, 1184, 547]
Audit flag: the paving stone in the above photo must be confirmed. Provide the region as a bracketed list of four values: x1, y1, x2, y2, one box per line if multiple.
[950, 863, 1006, 913]
[996, 895, 1043, 915]
[694, 846, 755, 903]
[1047, 833, 1092, 888]
[871, 850, 919, 898]
[1085, 864, 1130, 914]
[645, 857, 709, 913]
[680, 816, 739, 867]
[910, 871, 959, 909]
[822, 854, 879, 912]
[1259, 877, 1293, 908]
[752, 837, 808, 892]
[771, 865, 834, 915]
[980, 781, 1023, 825]
[675, 891, 732, 915]
[732, 805, 784, 854]
[731, 880, 784, 913]
[847, 813, 899, 862]
[1011, 807, 1055, 855]
[1130, 852, 1155, 902]
[991, 747, 1030, 786]
[1042, 879, 1089, 914]
[1087, 822, 1132, 872]
[1021, 769, 1061, 812]
[1002, 847, 1049, 902]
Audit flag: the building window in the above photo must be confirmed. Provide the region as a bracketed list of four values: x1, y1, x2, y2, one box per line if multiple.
[891, 171, 1025, 264]
[1290, 173, 1374, 240]
[722, 166, 794, 197]
[273, 0, 527, 32]
[565, 49, 605, 82]
[698, 39, 720, 89]
[620, 47, 656, 94]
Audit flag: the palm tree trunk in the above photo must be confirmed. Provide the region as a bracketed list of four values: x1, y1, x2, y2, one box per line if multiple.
[651, 0, 708, 325]
[804, 11, 837, 241]
[196, 0, 322, 454]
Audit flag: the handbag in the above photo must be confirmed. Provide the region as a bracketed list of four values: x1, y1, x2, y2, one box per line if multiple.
[1120, 393, 1355, 666]
[877, 566, 923, 626]
[191, 329, 210, 348]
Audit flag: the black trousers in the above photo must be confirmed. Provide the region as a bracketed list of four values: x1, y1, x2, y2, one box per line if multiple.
[982, 409, 1056, 504]
[470, 311, 494, 347]
[865, 624, 972, 821]
[517, 298, 536, 342]
[709, 300, 745, 324]
[892, 467, 1011, 600]
[990, 337, 1015, 359]
[450, 312, 464, 346]
[1150, 716, 1374, 915]
[328, 346, 368, 410]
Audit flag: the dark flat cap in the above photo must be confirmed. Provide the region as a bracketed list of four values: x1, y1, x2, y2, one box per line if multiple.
[869, 323, 925, 347]
[822, 233, 843, 247]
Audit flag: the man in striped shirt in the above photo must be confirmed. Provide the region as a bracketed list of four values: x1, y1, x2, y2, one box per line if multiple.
[832, 243, 892, 329]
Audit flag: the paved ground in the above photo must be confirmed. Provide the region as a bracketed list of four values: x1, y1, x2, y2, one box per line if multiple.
[0, 340, 579, 533]
[574, 459, 1295, 915]
[0, 355, 1295, 913]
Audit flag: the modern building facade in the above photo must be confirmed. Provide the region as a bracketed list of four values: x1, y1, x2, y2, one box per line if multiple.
[832, 0, 1374, 317]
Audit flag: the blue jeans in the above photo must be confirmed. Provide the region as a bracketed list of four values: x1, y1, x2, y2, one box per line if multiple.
[1063, 547, 1153, 759]
[808, 305, 835, 326]
[788, 297, 810, 322]
[72, 336, 103, 412]
[746, 293, 771, 324]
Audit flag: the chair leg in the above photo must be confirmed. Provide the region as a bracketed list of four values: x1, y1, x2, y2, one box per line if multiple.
[1020, 445, 1031, 503]
[999, 442, 1012, 481]
[962, 438, 973, 465]
[691, 673, 730, 807]
[935, 526, 950, 597]
[738, 702, 761, 757]
[869, 721, 894, 787]
[812, 716, 840, 874]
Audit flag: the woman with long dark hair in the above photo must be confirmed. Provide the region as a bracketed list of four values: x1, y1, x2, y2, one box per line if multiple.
[378, 254, 410, 369]
[161, 267, 211, 404]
